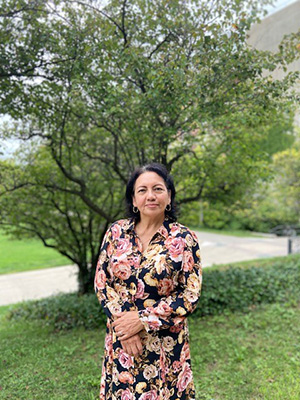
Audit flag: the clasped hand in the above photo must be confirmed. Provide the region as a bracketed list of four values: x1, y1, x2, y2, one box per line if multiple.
[112, 310, 144, 340]
[112, 311, 144, 357]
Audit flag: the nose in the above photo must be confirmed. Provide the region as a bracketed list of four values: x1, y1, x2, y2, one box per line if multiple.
[146, 189, 156, 200]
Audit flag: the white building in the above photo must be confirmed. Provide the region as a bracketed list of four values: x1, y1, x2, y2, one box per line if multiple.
[248, 0, 300, 125]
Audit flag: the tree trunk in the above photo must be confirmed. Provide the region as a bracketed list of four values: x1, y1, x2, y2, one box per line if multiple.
[77, 262, 95, 294]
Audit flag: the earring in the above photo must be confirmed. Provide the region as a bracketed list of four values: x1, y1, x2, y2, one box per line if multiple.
[133, 206, 139, 213]
[166, 204, 171, 211]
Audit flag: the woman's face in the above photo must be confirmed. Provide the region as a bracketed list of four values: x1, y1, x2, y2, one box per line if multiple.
[132, 171, 171, 221]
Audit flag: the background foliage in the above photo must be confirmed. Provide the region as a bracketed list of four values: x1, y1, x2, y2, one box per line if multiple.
[0, 0, 299, 291]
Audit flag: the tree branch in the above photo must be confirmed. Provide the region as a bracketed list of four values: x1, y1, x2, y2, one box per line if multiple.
[166, 149, 195, 171]
[148, 31, 174, 59]
[121, 0, 128, 47]
[65, 0, 126, 41]
[178, 178, 207, 204]
[1, 56, 77, 80]
[0, 3, 44, 18]
[0, 221, 77, 264]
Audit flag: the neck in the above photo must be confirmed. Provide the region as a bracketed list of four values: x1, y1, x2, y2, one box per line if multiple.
[136, 214, 165, 233]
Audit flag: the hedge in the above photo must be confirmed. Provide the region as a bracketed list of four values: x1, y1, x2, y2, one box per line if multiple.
[7, 292, 106, 331]
[197, 256, 300, 317]
[7, 255, 300, 331]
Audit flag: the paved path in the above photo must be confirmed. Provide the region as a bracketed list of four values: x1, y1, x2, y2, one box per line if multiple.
[197, 231, 288, 266]
[0, 231, 289, 306]
[0, 265, 79, 306]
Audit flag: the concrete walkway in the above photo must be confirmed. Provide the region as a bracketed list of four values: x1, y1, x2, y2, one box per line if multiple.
[0, 265, 79, 306]
[197, 231, 288, 266]
[0, 231, 289, 306]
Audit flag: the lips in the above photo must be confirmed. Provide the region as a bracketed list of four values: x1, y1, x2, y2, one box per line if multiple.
[146, 204, 159, 208]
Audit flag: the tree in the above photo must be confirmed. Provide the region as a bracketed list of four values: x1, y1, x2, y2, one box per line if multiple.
[258, 109, 295, 160]
[0, 146, 111, 293]
[178, 110, 298, 231]
[0, 0, 299, 292]
[228, 143, 300, 232]
[195, 138, 300, 233]
[272, 144, 300, 221]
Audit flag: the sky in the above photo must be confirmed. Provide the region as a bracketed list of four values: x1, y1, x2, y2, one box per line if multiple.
[266, 0, 299, 15]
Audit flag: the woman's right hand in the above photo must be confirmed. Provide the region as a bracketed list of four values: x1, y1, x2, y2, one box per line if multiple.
[120, 333, 143, 357]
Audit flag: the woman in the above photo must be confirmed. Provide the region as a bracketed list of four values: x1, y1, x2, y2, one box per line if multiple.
[95, 163, 202, 400]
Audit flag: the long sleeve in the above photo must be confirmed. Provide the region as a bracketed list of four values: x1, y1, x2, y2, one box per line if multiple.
[138, 230, 202, 332]
[94, 225, 133, 321]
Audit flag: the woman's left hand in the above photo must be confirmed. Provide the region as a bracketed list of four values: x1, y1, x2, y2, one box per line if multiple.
[112, 311, 144, 340]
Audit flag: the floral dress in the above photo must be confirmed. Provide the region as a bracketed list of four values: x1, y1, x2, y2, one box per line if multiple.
[94, 217, 202, 400]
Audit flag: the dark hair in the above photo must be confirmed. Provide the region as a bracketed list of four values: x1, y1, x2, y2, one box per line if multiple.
[125, 162, 177, 221]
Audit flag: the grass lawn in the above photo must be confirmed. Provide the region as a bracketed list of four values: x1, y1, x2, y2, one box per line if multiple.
[1, 302, 299, 400]
[191, 226, 267, 238]
[0, 231, 69, 275]
[208, 253, 300, 271]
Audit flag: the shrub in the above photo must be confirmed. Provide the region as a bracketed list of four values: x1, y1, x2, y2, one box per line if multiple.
[196, 256, 300, 317]
[7, 292, 106, 331]
[7, 256, 300, 331]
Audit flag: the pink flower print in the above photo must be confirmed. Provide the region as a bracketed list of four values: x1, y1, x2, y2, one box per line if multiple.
[105, 333, 113, 363]
[170, 224, 181, 236]
[153, 301, 173, 317]
[172, 360, 182, 372]
[140, 390, 159, 400]
[107, 242, 113, 256]
[95, 269, 106, 290]
[141, 311, 161, 330]
[130, 255, 141, 269]
[118, 349, 134, 369]
[135, 279, 145, 299]
[111, 223, 122, 240]
[157, 278, 174, 296]
[119, 371, 134, 384]
[105, 333, 112, 352]
[182, 250, 194, 272]
[147, 315, 162, 330]
[165, 236, 185, 262]
[120, 388, 134, 400]
[160, 387, 171, 400]
[176, 362, 193, 392]
[160, 346, 167, 382]
[170, 315, 185, 332]
[158, 225, 168, 237]
[112, 261, 132, 281]
[180, 342, 191, 363]
[115, 238, 132, 257]
[100, 363, 106, 398]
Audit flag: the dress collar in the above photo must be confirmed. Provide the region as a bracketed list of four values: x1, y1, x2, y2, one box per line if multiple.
[126, 216, 172, 239]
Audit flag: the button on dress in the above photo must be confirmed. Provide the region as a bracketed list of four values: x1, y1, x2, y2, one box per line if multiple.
[94, 217, 202, 400]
